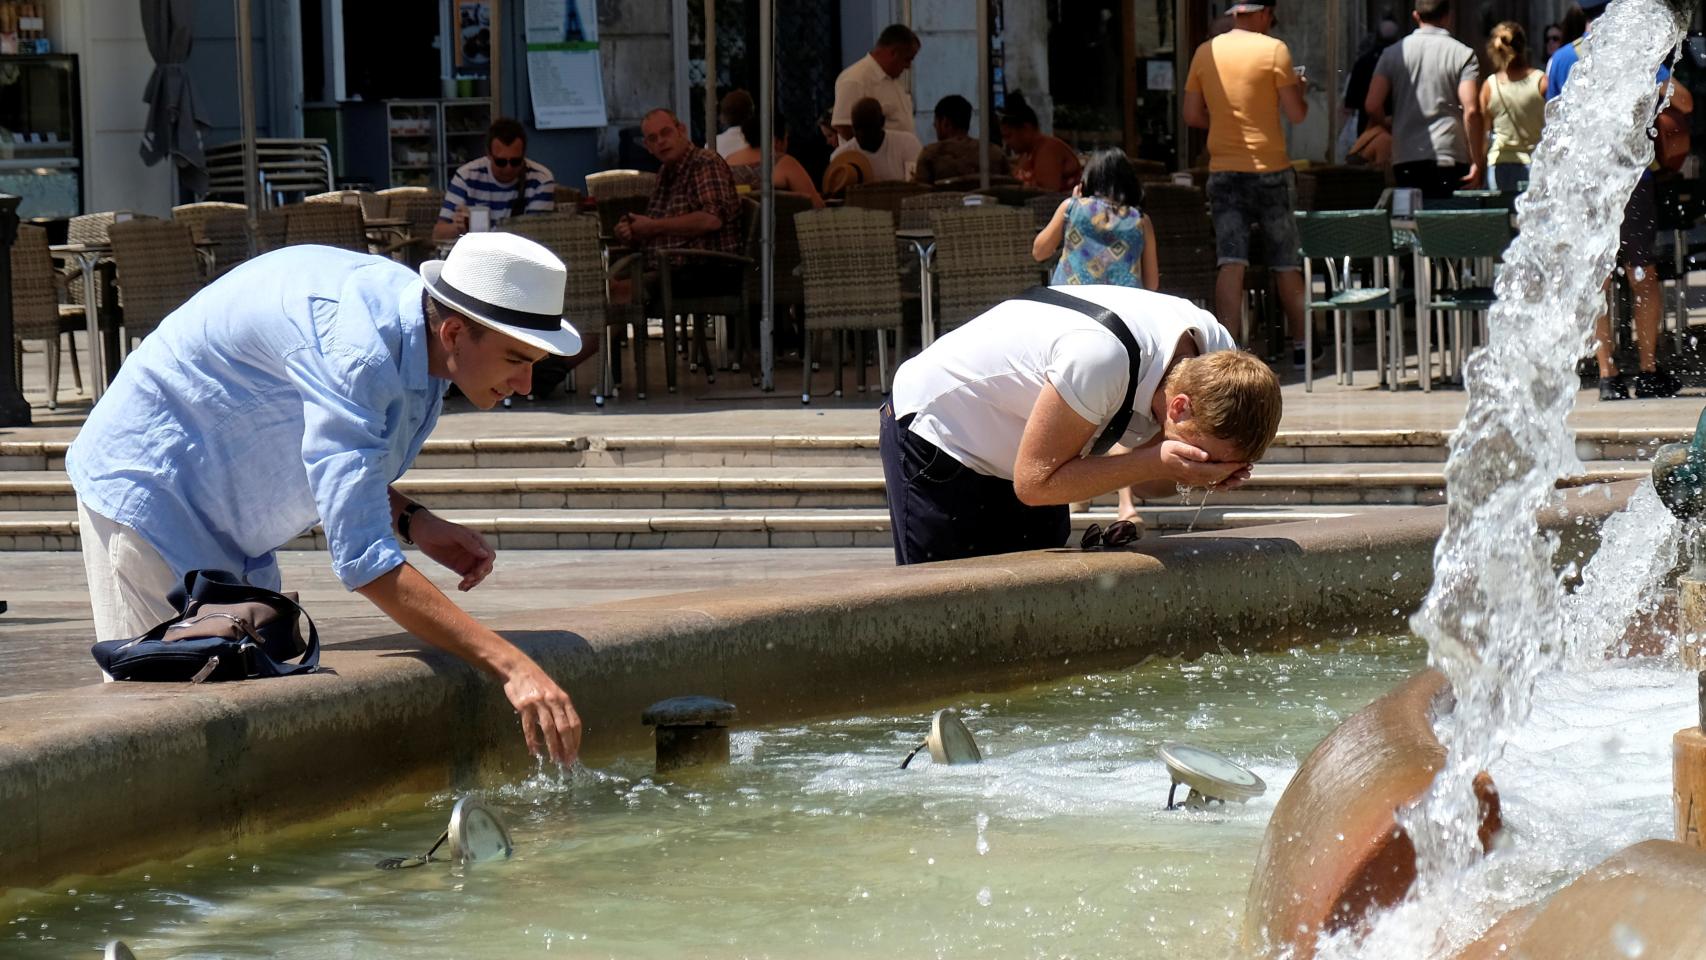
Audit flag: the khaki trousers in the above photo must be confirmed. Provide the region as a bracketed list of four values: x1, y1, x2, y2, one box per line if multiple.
[77, 499, 180, 644]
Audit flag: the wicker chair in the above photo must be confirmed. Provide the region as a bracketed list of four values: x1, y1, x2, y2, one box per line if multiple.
[930, 206, 1041, 334]
[172, 201, 252, 278]
[585, 170, 657, 201]
[64, 212, 153, 312]
[107, 219, 203, 346]
[381, 191, 445, 265]
[10, 224, 84, 408]
[497, 212, 623, 400]
[898, 192, 968, 231]
[281, 202, 367, 252]
[253, 206, 290, 254]
[844, 181, 930, 227]
[552, 185, 584, 210]
[934, 173, 1021, 192]
[794, 207, 908, 402]
[305, 189, 386, 221]
[1142, 184, 1218, 308]
[1027, 192, 1070, 228]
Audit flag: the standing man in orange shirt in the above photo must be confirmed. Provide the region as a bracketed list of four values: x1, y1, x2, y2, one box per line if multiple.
[1183, 0, 1310, 365]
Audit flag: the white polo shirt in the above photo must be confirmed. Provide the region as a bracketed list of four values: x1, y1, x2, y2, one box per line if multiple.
[831, 54, 915, 132]
[890, 286, 1237, 481]
[830, 129, 924, 182]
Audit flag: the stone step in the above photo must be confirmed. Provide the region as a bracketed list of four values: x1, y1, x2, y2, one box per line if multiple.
[0, 427, 1684, 472]
[0, 461, 1650, 515]
[0, 503, 1412, 551]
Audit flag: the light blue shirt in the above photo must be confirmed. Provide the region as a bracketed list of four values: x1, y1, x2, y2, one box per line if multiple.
[67, 245, 448, 592]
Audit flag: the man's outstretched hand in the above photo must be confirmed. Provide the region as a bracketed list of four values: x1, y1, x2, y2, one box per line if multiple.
[503, 659, 584, 766]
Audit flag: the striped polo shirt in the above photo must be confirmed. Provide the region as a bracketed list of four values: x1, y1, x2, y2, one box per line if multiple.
[439, 156, 556, 226]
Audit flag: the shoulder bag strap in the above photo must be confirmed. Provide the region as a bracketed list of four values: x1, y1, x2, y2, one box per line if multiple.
[1016, 286, 1143, 456]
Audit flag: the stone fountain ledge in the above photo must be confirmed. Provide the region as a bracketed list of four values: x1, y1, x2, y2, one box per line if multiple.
[0, 483, 1640, 892]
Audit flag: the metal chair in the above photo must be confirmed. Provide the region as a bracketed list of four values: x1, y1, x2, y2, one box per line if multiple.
[9, 224, 84, 408]
[1657, 178, 1706, 354]
[1411, 210, 1513, 386]
[172, 201, 252, 278]
[498, 212, 623, 401]
[930, 206, 1042, 335]
[107, 219, 203, 347]
[1297, 210, 1414, 392]
[794, 207, 908, 402]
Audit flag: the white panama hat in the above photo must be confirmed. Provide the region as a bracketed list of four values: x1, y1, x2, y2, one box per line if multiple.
[419, 232, 582, 356]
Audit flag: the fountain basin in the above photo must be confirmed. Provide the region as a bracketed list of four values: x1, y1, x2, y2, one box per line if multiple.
[0, 484, 1637, 896]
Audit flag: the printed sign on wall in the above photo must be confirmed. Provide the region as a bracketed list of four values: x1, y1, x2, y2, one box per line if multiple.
[525, 0, 608, 129]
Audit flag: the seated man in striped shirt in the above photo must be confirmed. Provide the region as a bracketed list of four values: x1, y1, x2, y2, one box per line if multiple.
[434, 117, 556, 241]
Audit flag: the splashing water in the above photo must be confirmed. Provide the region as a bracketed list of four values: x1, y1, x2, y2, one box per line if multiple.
[1562, 482, 1682, 663]
[1344, 0, 1691, 955]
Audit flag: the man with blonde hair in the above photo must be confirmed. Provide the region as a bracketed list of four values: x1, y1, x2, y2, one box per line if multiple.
[881, 286, 1282, 564]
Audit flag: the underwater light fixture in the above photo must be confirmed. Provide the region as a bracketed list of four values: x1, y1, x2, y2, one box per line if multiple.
[374, 796, 513, 869]
[901, 708, 984, 768]
[448, 796, 515, 864]
[1159, 742, 1266, 809]
[103, 942, 137, 960]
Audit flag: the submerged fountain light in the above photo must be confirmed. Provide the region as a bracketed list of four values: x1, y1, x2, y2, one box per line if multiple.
[103, 942, 136, 960]
[374, 796, 513, 869]
[900, 708, 983, 768]
[448, 796, 514, 864]
[1159, 742, 1264, 810]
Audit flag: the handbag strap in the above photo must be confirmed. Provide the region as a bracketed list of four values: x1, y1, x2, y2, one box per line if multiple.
[1016, 286, 1143, 456]
[175, 569, 321, 676]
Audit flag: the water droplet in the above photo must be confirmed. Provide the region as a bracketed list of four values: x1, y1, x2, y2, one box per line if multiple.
[977, 887, 993, 907]
[1611, 922, 1646, 957]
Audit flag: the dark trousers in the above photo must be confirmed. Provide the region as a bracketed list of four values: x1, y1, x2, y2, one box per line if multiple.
[879, 404, 1071, 565]
[1393, 160, 1471, 200]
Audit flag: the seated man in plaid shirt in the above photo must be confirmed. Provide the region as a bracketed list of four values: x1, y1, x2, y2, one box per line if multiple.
[615, 108, 744, 256]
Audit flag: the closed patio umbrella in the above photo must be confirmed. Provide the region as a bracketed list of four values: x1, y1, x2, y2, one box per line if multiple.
[138, 0, 209, 197]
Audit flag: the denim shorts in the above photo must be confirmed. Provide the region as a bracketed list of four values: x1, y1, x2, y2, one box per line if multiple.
[1206, 170, 1302, 270]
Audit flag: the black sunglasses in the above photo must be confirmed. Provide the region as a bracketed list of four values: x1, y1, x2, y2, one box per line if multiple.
[490, 156, 526, 168]
[1080, 519, 1140, 550]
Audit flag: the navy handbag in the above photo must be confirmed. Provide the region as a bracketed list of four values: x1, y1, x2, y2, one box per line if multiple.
[91, 569, 320, 683]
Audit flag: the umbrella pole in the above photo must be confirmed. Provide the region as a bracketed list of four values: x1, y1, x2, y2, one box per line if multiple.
[235, 0, 259, 213]
[704, 0, 717, 146]
[977, 0, 990, 191]
[758, 0, 774, 391]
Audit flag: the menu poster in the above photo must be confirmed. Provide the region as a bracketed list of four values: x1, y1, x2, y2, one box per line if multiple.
[525, 0, 608, 129]
[453, 0, 492, 78]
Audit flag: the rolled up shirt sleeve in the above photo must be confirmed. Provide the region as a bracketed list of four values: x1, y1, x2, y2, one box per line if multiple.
[284, 344, 408, 591]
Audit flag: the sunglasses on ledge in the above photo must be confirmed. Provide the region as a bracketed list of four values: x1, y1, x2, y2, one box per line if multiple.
[1080, 520, 1140, 550]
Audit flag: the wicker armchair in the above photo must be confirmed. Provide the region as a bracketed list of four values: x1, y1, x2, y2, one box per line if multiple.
[107, 220, 203, 346]
[585, 170, 657, 202]
[379, 191, 444, 265]
[930, 206, 1041, 334]
[794, 207, 908, 402]
[1142, 184, 1217, 308]
[172, 201, 252, 278]
[934, 173, 1021, 192]
[498, 212, 622, 401]
[64, 211, 152, 312]
[898, 192, 968, 231]
[552, 185, 584, 210]
[10, 224, 84, 408]
[1027, 192, 1070, 228]
[845, 181, 930, 227]
[254, 206, 290, 253]
[305, 189, 386, 221]
[280, 202, 367, 252]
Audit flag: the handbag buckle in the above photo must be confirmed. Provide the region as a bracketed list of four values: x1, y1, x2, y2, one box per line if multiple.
[189, 656, 220, 684]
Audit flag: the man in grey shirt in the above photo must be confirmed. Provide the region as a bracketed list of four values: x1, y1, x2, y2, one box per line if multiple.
[1365, 0, 1484, 198]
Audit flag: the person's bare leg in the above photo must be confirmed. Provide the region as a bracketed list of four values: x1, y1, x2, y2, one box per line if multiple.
[1630, 265, 1662, 373]
[1273, 268, 1306, 342]
[1214, 263, 1248, 336]
[1595, 276, 1618, 380]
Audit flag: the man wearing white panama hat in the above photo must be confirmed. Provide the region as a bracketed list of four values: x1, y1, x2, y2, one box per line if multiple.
[67, 234, 586, 764]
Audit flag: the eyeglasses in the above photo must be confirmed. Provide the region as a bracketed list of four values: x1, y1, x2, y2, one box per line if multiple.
[490, 156, 525, 168]
[1079, 519, 1140, 550]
